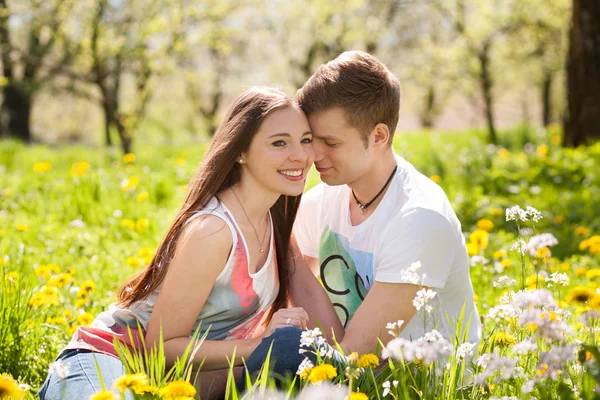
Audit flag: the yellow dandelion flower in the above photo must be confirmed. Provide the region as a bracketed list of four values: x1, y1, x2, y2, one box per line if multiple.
[80, 280, 96, 294]
[536, 247, 551, 259]
[494, 332, 517, 347]
[473, 293, 479, 303]
[493, 250, 507, 259]
[28, 293, 45, 308]
[35, 265, 52, 280]
[590, 296, 600, 309]
[430, 175, 441, 184]
[575, 268, 587, 277]
[89, 389, 118, 400]
[120, 176, 139, 191]
[476, 219, 494, 232]
[347, 393, 368, 400]
[158, 380, 196, 399]
[179, 184, 187, 193]
[114, 373, 150, 394]
[70, 161, 90, 177]
[121, 219, 135, 230]
[0, 257, 7, 267]
[469, 230, 489, 249]
[536, 363, 549, 377]
[137, 247, 154, 259]
[68, 325, 79, 336]
[575, 226, 591, 236]
[527, 322, 538, 332]
[554, 215, 565, 224]
[77, 312, 94, 326]
[500, 259, 511, 268]
[0, 373, 25, 399]
[536, 144, 549, 156]
[5, 271, 19, 284]
[33, 162, 52, 173]
[0, 229, 4, 236]
[126, 257, 142, 268]
[300, 367, 312, 380]
[136, 192, 149, 202]
[490, 208, 503, 216]
[587, 269, 600, 280]
[49, 273, 73, 288]
[123, 153, 136, 164]
[497, 148, 510, 159]
[357, 353, 380, 369]
[567, 286, 595, 304]
[307, 364, 337, 383]
[466, 243, 479, 256]
[3, 187, 13, 197]
[176, 157, 186, 166]
[16, 223, 28, 232]
[135, 219, 149, 231]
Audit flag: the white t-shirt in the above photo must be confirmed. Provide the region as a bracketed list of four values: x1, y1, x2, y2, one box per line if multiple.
[294, 154, 481, 344]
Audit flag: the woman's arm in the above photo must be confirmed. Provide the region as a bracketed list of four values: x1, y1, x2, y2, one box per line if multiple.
[145, 215, 259, 370]
[288, 235, 345, 343]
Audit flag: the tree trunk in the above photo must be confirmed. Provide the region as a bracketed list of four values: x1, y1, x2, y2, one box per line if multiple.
[541, 71, 553, 127]
[419, 85, 437, 128]
[103, 108, 112, 146]
[115, 118, 132, 154]
[2, 84, 32, 142]
[479, 48, 497, 144]
[565, 0, 600, 147]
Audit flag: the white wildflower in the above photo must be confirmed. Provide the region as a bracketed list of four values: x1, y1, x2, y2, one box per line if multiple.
[300, 327, 323, 348]
[512, 338, 538, 355]
[547, 272, 569, 287]
[48, 360, 70, 381]
[521, 379, 535, 394]
[493, 276, 516, 288]
[527, 233, 558, 257]
[456, 342, 476, 360]
[296, 357, 314, 376]
[510, 239, 528, 256]
[383, 330, 451, 366]
[413, 288, 437, 312]
[399, 261, 422, 284]
[526, 206, 543, 222]
[506, 206, 528, 222]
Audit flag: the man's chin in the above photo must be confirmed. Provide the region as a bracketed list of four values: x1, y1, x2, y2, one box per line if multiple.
[320, 174, 345, 186]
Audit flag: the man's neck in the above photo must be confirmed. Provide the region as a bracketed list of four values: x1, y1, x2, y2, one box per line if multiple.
[347, 150, 397, 222]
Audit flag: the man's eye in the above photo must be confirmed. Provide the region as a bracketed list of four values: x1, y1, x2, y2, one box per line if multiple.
[272, 140, 286, 147]
[301, 137, 313, 144]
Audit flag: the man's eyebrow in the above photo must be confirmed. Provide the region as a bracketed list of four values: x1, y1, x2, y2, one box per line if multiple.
[313, 133, 339, 141]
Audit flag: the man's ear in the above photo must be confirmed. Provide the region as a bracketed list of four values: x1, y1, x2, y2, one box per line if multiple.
[371, 123, 390, 147]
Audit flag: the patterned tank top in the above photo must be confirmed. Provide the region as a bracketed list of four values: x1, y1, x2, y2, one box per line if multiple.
[65, 197, 279, 357]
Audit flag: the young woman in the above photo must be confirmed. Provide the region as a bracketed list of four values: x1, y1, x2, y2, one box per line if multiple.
[39, 87, 317, 399]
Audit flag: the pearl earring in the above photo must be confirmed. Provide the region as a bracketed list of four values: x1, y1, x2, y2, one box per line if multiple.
[238, 157, 244, 164]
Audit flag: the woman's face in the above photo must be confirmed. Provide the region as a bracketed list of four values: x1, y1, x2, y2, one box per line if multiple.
[241, 106, 314, 197]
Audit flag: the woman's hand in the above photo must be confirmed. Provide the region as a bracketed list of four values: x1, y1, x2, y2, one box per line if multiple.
[262, 307, 309, 338]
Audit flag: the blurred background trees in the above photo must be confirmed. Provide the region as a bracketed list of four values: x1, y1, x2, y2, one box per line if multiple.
[0, 0, 597, 153]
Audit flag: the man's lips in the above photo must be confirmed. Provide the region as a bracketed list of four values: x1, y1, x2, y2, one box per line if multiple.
[315, 166, 331, 173]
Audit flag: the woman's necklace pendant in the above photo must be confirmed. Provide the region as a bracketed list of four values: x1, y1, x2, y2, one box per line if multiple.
[260, 248, 264, 253]
[358, 203, 367, 214]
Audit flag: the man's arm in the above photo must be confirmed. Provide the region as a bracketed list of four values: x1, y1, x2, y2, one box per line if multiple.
[339, 281, 419, 354]
[288, 236, 345, 343]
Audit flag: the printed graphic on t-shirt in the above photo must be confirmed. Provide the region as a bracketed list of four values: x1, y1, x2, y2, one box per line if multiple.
[318, 227, 374, 327]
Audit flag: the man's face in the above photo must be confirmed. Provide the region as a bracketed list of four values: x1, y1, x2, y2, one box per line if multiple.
[308, 107, 375, 186]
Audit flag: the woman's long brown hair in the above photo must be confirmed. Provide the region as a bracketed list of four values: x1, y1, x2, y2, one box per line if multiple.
[116, 87, 302, 322]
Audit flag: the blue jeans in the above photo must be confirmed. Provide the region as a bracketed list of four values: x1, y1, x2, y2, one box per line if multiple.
[38, 349, 133, 400]
[238, 326, 316, 392]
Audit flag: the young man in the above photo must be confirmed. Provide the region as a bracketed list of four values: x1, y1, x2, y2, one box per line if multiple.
[292, 51, 481, 354]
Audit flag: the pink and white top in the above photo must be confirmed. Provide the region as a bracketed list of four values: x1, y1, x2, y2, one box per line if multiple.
[65, 197, 279, 358]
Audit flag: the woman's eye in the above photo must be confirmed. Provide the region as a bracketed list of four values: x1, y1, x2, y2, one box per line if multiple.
[272, 140, 286, 147]
[301, 137, 313, 144]
[325, 142, 338, 147]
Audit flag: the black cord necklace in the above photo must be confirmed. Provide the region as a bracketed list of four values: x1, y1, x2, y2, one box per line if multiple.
[352, 165, 398, 214]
